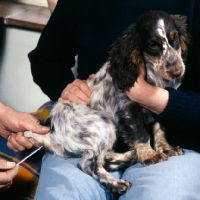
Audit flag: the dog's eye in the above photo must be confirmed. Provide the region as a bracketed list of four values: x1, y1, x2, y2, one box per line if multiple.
[149, 44, 159, 50]
[169, 35, 180, 49]
[170, 33, 179, 43]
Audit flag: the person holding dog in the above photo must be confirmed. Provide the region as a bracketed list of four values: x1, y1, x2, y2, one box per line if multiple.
[7, 0, 200, 199]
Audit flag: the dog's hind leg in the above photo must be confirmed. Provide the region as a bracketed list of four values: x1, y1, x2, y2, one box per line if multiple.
[77, 149, 132, 194]
[24, 131, 66, 157]
[77, 118, 132, 194]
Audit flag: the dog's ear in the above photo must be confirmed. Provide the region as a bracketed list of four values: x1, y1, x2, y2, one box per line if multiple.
[170, 15, 189, 59]
[108, 24, 141, 91]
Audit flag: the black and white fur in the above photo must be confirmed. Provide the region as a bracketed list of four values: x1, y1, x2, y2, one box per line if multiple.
[25, 10, 189, 194]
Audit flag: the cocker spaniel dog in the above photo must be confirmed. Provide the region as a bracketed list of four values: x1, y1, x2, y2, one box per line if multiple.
[25, 10, 189, 194]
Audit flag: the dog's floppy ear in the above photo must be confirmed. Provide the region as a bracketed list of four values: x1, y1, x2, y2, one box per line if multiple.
[170, 15, 189, 59]
[108, 24, 141, 91]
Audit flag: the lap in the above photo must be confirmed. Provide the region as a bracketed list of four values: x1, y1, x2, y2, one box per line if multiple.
[120, 149, 200, 200]
[34, 149, 200, 200]
[34, 151, 121, 200]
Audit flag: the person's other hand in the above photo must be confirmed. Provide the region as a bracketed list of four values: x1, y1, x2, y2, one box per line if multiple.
[126, 61, 168, 114]
[58, 75, 94, 104]
[0, 159, 18, 191]
[0, 107, 50, 140]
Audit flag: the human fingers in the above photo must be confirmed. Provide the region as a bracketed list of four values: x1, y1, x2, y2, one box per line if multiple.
[20, 113, 50, 135]
[7, 133, 23, 152]
[0, 128, 12, 140]
[0, 164, 18, 191]
[23, 113, 50, 134]
[58, 97, 70, 103]
[7, 133, 26, 152]
[0, 159, 16, 170]
[88, 74, 95, 80]
[9, 132, 34, 151]
[63, 88, 89, 104]
[0, 181, 12, 191]
[72, 79, 90, 98]
[61, 79, 90, 104]
[3, 110, 50, 135]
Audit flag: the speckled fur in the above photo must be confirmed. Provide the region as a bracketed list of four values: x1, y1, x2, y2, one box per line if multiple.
[25, 10, 189, 194]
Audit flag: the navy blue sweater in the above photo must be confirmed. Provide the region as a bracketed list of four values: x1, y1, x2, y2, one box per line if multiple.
[28, 0, 200, 151]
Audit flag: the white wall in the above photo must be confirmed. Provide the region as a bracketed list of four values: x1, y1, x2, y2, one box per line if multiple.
[0, 26, 50, 113]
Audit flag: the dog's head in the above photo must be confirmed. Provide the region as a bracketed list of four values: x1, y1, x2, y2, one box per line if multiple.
[108, 10, 189, 90]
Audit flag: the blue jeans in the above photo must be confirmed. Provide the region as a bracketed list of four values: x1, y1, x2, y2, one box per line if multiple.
[34, 149, 200, 200]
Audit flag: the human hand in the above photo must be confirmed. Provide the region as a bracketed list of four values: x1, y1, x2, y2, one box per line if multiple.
[126, 61, 169, 114]
[58, 75, 94, 104]
[0, 105, 50, 140]
[0, 159, 18, 191]
[6, 131, 40, 152]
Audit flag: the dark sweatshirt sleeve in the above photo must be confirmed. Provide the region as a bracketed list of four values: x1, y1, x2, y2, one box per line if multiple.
[28, 0, 79, 101]
[153, 87, 200, 133]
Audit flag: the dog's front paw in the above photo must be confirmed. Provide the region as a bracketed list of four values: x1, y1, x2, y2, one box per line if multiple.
[24, 130, 33, 138]
[106, 179, 132, 194]
[162, 146, 184, 157]
[142, 153, 167, 166]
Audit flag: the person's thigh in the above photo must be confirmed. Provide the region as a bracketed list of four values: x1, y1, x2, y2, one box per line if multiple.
[34, 151, 122, 200]
[120, 149, 200, 200]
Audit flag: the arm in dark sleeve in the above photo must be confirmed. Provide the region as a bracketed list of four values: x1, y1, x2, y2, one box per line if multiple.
[153, 87, 200, 133]
[28, 0, 79, 100]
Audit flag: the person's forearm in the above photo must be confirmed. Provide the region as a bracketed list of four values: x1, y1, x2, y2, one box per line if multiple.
[126, 80, 169, 115]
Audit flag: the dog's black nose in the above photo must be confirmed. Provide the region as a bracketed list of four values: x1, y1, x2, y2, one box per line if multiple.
[172, 69, 181, 78]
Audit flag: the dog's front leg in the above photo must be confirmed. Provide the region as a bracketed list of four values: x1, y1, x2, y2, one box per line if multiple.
[117, 109, 167, 166]
[104, 150, 137, 170]
[153, 122, 183, 157]
[134, 138, 167, 166]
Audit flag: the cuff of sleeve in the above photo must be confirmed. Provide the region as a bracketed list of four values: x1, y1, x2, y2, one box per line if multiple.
[153, 87, 189, 127]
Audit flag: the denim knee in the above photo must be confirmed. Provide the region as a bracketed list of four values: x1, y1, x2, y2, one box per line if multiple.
[119, 149, 200, 200]
[34, 151, 118, 200]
